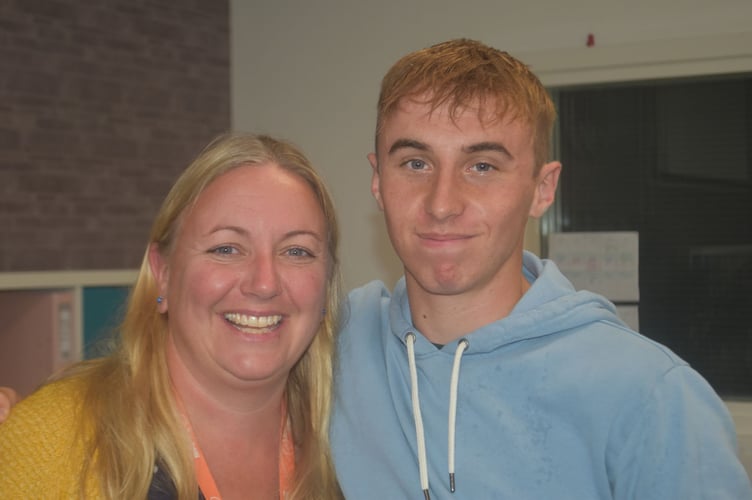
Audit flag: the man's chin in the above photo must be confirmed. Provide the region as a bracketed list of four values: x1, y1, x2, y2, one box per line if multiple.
[405, 268, 469, 297]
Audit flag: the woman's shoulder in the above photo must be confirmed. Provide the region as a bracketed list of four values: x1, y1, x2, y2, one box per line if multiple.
[0, 374, 93, 496]
[0, 374, 89, 443]
[21, 374, 87, 412]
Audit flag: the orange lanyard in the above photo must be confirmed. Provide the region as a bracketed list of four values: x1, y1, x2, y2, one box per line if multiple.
[179, 408, 222, 500]
[278, 412, 295, 497]
[178, 401, 296, 499]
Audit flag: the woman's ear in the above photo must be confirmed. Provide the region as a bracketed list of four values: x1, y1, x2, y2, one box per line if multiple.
[148, 242, 169, 313]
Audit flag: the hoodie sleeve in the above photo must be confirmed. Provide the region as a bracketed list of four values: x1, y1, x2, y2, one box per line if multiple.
[607, 364, 751, 500]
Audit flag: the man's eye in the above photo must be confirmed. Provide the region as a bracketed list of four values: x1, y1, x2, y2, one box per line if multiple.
[405, 159, 427, 170]
[472, 162, 494, 172]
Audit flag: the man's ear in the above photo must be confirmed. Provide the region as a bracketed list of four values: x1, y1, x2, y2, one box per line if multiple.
[148, 242, 169, 313]
[368, 152, 385, 211]
[529, 161, 562, 218]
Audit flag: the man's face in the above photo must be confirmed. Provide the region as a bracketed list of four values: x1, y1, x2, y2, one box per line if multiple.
[369, 97, 560, 299]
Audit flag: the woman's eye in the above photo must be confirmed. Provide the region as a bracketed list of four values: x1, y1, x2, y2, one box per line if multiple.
[211, 245, 237, 255]
[287, 247, 313, 258]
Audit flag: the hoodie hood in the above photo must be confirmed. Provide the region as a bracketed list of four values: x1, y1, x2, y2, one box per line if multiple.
[389, 251, 623, 355]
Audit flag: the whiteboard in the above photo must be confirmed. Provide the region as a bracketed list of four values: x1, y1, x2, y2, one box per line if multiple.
[548, 232, 639, 302]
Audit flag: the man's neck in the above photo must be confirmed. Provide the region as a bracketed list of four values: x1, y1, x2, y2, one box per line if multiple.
[406, 273, 531, 345]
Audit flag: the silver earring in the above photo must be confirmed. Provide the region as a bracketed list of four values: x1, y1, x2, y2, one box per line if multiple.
[157, 296, 164, 304]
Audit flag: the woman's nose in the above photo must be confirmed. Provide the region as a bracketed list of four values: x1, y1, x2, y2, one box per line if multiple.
[239, 254, 281, 299]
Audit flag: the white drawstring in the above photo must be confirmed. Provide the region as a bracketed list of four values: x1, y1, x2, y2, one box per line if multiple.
[406, 333, 431, 500]
[448, 338, 469, 493]
[405, 333, 469, 498]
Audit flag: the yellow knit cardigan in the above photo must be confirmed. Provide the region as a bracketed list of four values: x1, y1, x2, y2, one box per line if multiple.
[0, 376, 100, 498]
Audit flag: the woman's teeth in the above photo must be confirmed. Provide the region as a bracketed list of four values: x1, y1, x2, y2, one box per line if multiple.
[224, 312, 282, 329]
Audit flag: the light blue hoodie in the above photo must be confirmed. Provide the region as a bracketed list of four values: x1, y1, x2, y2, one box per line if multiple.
[331, 252, 751, 499]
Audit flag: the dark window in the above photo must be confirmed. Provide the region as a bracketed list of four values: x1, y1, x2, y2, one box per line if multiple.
[552, 75, 752, 397]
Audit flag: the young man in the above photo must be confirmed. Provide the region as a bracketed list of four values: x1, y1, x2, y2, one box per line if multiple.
[330, 39, 751, 499]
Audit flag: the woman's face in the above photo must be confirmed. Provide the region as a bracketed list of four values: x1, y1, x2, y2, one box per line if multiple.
[150, 163, 329, 393]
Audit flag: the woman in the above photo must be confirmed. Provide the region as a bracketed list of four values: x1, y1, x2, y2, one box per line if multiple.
[0, 133, 344, 499]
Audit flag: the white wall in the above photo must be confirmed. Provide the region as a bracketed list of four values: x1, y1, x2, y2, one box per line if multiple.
[230, 3, 752, 476]
[230, 0, 752, 291]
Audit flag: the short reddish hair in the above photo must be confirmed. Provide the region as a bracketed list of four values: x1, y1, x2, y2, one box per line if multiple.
[376, 38, 556, 172]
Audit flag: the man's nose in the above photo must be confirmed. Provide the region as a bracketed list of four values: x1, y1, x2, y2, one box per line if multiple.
[425, 170, 464, 221]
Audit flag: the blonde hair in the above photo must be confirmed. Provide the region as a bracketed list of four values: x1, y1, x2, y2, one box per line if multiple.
[376, 38, 556, 171]
[69, 133, 343, 499]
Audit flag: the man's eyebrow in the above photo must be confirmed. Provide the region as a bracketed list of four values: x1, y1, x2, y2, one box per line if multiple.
[387, 139, 513, 159]
[388, 138, 429, 155]
[463, 141, 512, 158]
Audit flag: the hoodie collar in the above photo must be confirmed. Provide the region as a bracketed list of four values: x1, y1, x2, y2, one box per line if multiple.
[389, 251, 619, 355]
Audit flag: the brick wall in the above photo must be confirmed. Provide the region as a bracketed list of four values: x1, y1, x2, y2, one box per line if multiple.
[0, 0, 230, 271]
